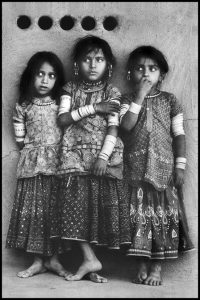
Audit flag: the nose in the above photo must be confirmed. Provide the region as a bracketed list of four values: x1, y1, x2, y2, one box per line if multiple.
[42, 74, 48, 83]
[90, 59, 96, 68]
[143, 68, 149, 77]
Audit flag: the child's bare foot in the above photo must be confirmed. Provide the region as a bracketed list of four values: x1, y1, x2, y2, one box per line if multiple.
[44, 256, 72, 277]
[65, 259, 102, 281]
[85, 272, 108, 283]
[17, 259, 47, 278]
[132, 262, 148, 284]
[144, 262, 162, 286]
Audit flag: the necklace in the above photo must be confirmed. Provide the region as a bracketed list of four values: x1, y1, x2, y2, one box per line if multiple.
[82, 80, 103, 87]
[32, 96, 55, 106]
[145, 91, 161, 99]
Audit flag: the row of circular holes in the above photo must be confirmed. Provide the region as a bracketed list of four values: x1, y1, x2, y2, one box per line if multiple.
[17, 15, 118, 31]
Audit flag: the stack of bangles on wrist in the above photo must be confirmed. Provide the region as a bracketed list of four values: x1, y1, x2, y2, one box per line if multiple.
[98, 135, 117, 161]
[128, 102, 141, 114]
[71, 104, 96, 121]
[175, 157, 187, 169]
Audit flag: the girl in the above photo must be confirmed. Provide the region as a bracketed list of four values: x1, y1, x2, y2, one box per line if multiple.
[120, 45, 194, 286]
[6, 51, 71, 278]
[50, 35, 131, 282]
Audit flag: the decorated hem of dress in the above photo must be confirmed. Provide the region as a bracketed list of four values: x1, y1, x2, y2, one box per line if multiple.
[126, 249, 179, 259]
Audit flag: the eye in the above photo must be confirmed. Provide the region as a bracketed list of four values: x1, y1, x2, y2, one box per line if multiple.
[38, 71, 43, 77]
[150, 66, 158, 72]
[134, 66, 143, 72]
[97, 57, 104, 62]
[49, 73, 56, 79]
[84, 58, 91, 63]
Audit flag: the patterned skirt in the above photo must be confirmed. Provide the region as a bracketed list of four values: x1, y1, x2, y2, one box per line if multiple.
[6, 174, 66, 256]
[50, 174, 131, 249]
[126, 180, 194, 259]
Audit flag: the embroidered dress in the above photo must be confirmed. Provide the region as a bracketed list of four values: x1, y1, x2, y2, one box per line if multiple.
[50, 81, 131, 249]
[6, 97, 64, 256]
[121, 91, 194, 259]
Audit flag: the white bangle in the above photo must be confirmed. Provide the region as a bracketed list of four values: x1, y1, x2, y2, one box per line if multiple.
[99, 135, 117, 161]
[58, 95, 71, 116]
[14, 122, 25, 142]
[128, 102, 141, 115]
[71, 104, 96, 121]
[175, 157, 186, 169]
[172, 113, 185, 136]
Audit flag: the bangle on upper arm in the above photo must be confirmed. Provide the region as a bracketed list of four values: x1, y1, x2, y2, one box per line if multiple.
[175, 157, 187, 169]
[128, 102, 141, 115]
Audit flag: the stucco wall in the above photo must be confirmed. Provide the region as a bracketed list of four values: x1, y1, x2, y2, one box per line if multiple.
[2, 1, 198, 257]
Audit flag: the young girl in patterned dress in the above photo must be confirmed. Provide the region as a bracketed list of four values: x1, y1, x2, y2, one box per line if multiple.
[6, 51, 71, 278]
[50, 35, 131, 282]
[120, 45, 194, 285]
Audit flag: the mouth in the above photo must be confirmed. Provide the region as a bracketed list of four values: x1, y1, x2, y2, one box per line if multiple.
[39, 86, 48, 90]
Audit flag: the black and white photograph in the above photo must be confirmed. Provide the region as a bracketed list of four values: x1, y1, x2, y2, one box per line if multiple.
[2, 2, 198, 298]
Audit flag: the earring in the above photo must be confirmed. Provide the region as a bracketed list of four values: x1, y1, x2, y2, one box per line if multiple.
[108, 64, 112, 78]
[74, 62, 79, 76]
[127, 70, 131, 81]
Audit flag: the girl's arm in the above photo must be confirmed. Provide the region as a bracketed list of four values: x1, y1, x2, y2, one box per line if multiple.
[13, 104, 26, 150]
[93, 125, 118, 176]
[58, 94, 120, 128]
[120, 99, 143, 131]
[120, 78, 152, 131]
[172, 112, 186, 186]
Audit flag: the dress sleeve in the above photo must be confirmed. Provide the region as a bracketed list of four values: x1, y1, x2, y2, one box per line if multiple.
[107, 86, 121, 127]
[58, 82, 73, 116]
[13, 103, 26, 142]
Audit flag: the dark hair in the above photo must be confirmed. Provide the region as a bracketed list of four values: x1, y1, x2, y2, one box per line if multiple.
[127, 45, 169, 75]
[71, 35, 116, 80]
[18, 51, 65, 105]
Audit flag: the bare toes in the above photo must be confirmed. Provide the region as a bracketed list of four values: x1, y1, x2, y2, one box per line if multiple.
[88, 272, 108, 283]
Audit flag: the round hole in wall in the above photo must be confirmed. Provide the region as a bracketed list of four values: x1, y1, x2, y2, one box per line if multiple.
[81, 16, 96, 31]
[60, 15, 75, 30]
[38, 16, 53, 30]
[17, 15, 31, 29]
[103, 16, 118, 31]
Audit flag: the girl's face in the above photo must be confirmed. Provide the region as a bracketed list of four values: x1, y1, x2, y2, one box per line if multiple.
[34, 62, 57, 97]
[79, 49, 107, 82]
[131, 57, 162, 91]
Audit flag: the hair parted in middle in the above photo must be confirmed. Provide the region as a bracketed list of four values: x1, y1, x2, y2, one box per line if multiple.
[71, 35, 116, 80]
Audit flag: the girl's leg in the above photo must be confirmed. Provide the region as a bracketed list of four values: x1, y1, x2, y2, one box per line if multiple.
[17, 255, 47, 278]
[144, 260, 162, 286]
[65, 242, 104, 282]
[44, 253, 72, 277]
[132, 257, 148, 284]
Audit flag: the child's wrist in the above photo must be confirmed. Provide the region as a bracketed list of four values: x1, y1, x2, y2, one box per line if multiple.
[175, 157, 187, 169]
[129, 102, 142, 115]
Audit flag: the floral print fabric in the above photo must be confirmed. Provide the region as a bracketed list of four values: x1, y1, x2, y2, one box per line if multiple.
[13, 97, 63, 178]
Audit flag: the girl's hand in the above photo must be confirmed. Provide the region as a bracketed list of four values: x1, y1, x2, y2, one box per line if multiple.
[95, 102, 120, 116]
[174, 168, 185, 186]
[135, 78, 153, 100]
[93, 158, 108, 176]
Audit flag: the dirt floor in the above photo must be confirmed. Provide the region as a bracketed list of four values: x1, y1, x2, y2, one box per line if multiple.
[2, 246, 198, 298]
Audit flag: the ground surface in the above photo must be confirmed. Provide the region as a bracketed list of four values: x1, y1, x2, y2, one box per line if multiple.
[2, 247, 198, 298]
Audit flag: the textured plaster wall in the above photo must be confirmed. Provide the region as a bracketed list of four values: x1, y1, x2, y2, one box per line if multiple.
[2, 2, 198, 255]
